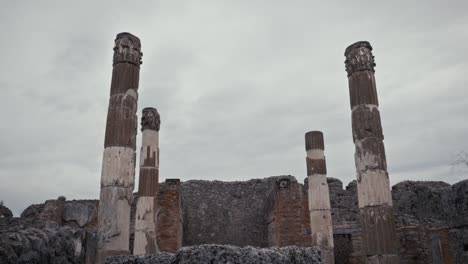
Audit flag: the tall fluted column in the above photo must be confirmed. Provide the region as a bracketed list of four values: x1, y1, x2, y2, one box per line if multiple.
[305, 131, 334, 264]
[344, 41, 399, 263]
[133, 107, 160, 255]
[97, 32, 142, 263]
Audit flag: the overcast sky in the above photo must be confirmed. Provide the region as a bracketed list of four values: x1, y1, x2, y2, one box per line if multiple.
[1, 1, 467, 216]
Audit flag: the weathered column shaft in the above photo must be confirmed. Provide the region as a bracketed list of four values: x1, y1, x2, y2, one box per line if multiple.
[305, 131, 334, 264]
[345, 41, 399, 263]
[97, 32, 142, 263]
[134, 107, 160, 255]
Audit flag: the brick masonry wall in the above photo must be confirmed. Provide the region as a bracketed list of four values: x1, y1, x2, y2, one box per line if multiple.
[271, 177, 310, 247]
[157, 179, 183, 253]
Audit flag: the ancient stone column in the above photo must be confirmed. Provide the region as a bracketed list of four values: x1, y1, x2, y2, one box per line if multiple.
[133, 107, 160, 255]
[305, 131, 334, 264]
[97, 32, 142, 263]
[344, 41, 399, 263]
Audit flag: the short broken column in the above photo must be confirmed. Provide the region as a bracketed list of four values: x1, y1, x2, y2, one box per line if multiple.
[97, 32, 142, 263]
[133, 107, 161, 255]
[344, 41, 399, 263]
[305, 131, 334, 264]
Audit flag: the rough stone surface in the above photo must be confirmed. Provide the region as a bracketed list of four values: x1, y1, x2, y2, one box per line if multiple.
[392, 181, 452, 227]
[3, 176, 468, 263]
[0, 204, 13, 218]
[450, 179, 468, 228]
[63, 201, 98, 228]
[105, 245, 322, 264]
[181, 177, 283, 247]
[21, 204, 45, 219]
[0, 217, 87, 264]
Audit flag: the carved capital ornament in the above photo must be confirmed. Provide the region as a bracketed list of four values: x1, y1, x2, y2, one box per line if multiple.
[113, 32, 143, 66]
[344, 41, 375, 76]
[141, 107, 161, 131]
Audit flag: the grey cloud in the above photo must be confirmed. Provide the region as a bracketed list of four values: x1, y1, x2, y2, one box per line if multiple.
[1, 1, 467, 215]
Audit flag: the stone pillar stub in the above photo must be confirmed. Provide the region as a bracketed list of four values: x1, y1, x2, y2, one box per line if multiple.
[134, 107, 161, 255]
[305, 131, 334, 264]
[97, 32, 142, 263]
[305, 131, 324, 151]
[345, 41, 399, 263]
[305, 131, 327, 176]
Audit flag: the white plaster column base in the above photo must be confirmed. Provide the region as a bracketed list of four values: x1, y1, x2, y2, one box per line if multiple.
[133, 196, 159, 255]
[97, 186, 133, 261]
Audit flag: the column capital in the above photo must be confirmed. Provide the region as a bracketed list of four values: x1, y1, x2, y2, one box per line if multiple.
[113, 32, 142, 66]
[141, 107, 160, 131]
[344, 41, 375, 76]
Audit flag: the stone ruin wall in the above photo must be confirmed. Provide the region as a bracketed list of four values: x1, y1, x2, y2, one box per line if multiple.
[1, 177, 467, 263]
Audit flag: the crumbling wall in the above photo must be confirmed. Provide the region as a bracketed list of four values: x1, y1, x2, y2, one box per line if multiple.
[3, 176, 468, 263]
[105, 245, 322, 264]
[392, 181, 452, 227]
[327, 178, 364, 263]
[0, 216, 89, 264]
[181, 177, 280, 247]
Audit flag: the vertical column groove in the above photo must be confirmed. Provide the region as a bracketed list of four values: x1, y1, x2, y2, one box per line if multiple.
[345, 41, 399, 263]
[305, 131, 334, 264]
[97, 32, 142, 263]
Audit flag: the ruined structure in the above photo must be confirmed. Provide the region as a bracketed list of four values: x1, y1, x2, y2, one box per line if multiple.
[133, 107, 161, 255]
[97, 32, 142, 262]
[305, 131, 334, 263]
[2, 177, 468, 263]
[1, 35, 467, 264]
[344, 41, 399, 262]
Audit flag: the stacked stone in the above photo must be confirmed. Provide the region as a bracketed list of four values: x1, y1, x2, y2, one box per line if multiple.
[272, 177, 310, 247]
[97, 32, 142, 263]
[305, 131, 334, 264]
[133, 107, 161, 255]
[344, 41, 399, 263]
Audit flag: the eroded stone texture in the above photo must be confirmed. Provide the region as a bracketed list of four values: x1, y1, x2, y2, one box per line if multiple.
[133, 108, 160, 255]
[0, 217, 88, 264]
[345, 41, 399, 263]
[0, 204, 13, 218]
[181, 177, 280, 248]
[39, 199, 65, 225]
[305, 131, 334, 264]
[97, 32, 142, 263]
[106, 245, 322, 264]
[63, 201, 98, 228]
